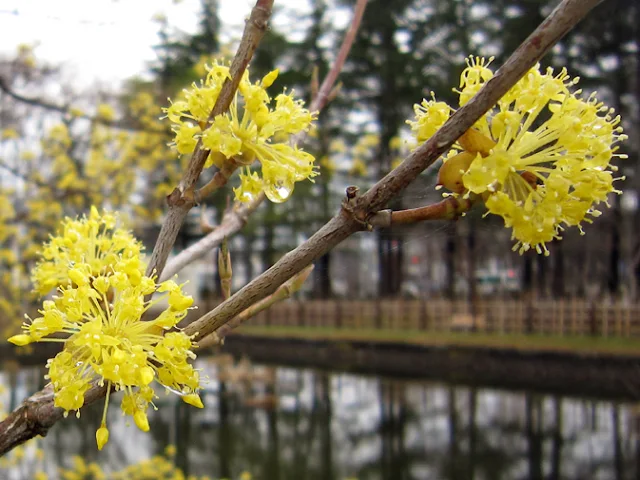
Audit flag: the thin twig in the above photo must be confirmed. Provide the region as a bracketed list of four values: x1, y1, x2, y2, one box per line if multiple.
[0, 77, 165, 134]
[311, 0, 368, 113]
[194, 158, 239, 203]
[367, 196, 476, 228]
[161, 193, 264, 281]
[198, 265, 315, 347]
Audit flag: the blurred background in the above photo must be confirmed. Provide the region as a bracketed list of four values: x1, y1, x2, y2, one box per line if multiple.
[0, 0, 639, 478]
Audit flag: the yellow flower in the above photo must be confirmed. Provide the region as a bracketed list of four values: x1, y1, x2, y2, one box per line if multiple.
[164, 61, 317, 203]
[1, 128, 19, 140]
[350, 158, 368, 177]
[96, 424, 109, 450]
[31, 206, 143, 295]
[10, 212, 202, 451]
[407, 92, 451, 143]
[410, 56, 627, 255]
[10, 273, 201, 449]
[96, 104, 115, 122]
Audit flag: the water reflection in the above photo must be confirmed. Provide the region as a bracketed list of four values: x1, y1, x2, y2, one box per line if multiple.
[2, 358, 639, 479]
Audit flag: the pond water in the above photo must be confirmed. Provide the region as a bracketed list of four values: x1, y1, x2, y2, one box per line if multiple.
[2, 356, 639, 479]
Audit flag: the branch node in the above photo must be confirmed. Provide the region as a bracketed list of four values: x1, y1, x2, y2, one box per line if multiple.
[346, 185, 359, 200]
[367, 209, 392, 228]
[341, 186, 371, 231]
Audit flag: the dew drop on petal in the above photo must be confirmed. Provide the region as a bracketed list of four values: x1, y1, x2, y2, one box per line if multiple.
[264, 182, 293, 203]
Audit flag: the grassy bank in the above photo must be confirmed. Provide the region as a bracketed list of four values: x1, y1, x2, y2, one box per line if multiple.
[236, 325, 640, 357]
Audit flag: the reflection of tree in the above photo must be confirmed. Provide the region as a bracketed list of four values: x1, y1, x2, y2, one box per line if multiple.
[218, 380, 231, 479]
[550, 396, 564, 480]
[445, 386, 461, 480]
[612, 404, 623, 480]
[318, 373, 334, 480]
[375, 381, 421, 480]
[525, 394, 543, 480]
[19, 364, 640, 478]
[263, 381, 281, 480]
[174, 400, 192, 476]
[467, 388, 477, 480]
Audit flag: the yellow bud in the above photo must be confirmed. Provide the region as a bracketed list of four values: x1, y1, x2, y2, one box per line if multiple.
[165, 444, 177, 457]
[287, 264, 314, 292]
[458, 128, 496, 156]
[134, 410, 150, 432]
[92, 276, 110, 295]
[437, 151, 476, 193]
[169, 292, 193, 311]
[96, 425, 109, 450]
[261, 69, 279, 88]
[8, 334, 32, 346]
[182, 393, 204, 408]
[218, 238, 232, 281]
[139, 366, 155, 385]
[68, 268, 88, 286]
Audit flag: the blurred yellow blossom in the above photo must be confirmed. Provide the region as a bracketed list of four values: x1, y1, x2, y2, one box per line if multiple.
[1, 128, 19, 140]
[96, 104, 115, 122]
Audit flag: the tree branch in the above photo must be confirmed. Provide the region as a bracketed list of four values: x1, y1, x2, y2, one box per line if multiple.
[160, 193, 264, 281]
[367, 195, 477, 228]
[0, 0, 274, 457]
[0, 383, 108, 457]
[0, 76, 165, 134]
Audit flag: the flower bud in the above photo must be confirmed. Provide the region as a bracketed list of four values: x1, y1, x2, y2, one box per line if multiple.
[437, 151, 475, 193]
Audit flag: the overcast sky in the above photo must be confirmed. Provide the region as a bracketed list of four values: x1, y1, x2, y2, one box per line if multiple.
[0, 0, 305, 87]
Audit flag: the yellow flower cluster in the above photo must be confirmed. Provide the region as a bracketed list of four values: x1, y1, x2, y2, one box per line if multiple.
[56, 452, 238, 480]
[410, 56, 627, 255]
[9, 209, 202, 451]
[31, 207, 143, 295]
[59, 456, 105, 480]
[111, 452, 213, 480]
[164, 60, 317, 203]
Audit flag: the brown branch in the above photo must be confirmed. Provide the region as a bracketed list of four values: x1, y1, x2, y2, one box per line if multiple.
[198, 265, 315, 347]
[0, 0, 601, 457]
[0, 0, 274, 457]
[145, 0, 274, 280]
[0, 383, 108, 457]
[368, 195, 477, 228]
[194, 158, 239, 202]
[161, 193, 264, 281]
[311, 0, 368, 113]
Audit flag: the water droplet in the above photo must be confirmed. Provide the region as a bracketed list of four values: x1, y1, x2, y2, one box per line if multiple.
[238, 191, 255, 203]
[264, 180, 293, 203]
